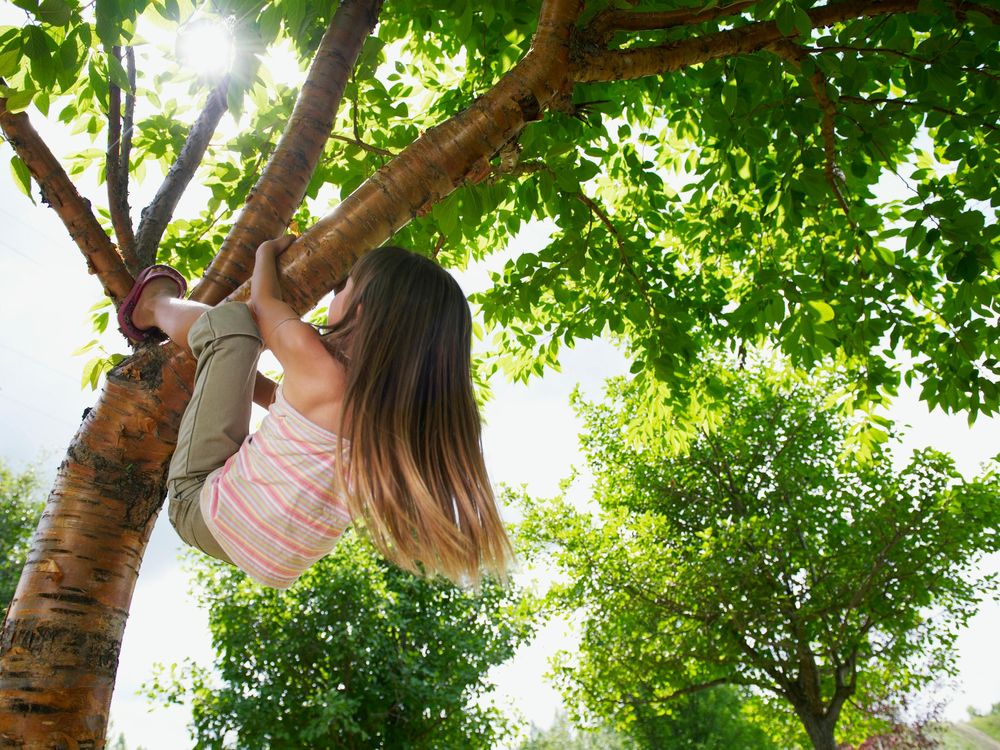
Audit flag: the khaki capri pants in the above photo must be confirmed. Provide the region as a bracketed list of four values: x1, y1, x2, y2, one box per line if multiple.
[166, 302, 262, 564]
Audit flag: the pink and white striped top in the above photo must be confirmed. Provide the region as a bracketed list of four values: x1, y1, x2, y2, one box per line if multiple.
[199, 386, 351, 589]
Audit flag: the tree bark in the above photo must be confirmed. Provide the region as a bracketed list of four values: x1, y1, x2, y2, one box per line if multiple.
[192, 0, 385, 306]
[0, 0, 580, 744]
[574, 0, 920, 82]
[132, 79, 231, 267]
[799, 710, 841, 750]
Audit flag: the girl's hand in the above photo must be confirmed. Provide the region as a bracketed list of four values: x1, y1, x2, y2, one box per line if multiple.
[256, 234, 297, 257]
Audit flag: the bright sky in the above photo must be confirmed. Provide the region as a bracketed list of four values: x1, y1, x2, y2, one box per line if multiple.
[0, 8, 998, 748]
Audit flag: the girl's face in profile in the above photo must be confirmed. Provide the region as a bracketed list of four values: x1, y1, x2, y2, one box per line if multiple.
[327, 277, 355, 327]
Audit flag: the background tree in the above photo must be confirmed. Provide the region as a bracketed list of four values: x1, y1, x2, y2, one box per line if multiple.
[518, 364, 1000, 750]
[0, 460, 42, 612]
[1, 0, 997, 742]
[519, 712, 639, 750]
[146, 533, 533, 749]
[517, 688, 776, 749]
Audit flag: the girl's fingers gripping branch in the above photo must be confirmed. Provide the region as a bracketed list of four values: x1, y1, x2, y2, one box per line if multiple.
[256, 234, 297, 257]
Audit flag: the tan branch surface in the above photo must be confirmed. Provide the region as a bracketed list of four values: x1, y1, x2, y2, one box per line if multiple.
[191, 0, 385, 305]
[0, 92, 133, 303]
[574, 0, 921, 82]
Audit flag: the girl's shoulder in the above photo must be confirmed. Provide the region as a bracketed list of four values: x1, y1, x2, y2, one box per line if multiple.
[277, 342, 347, 436]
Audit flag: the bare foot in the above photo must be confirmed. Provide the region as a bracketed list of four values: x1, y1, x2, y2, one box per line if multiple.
[131, 276, 183, 331]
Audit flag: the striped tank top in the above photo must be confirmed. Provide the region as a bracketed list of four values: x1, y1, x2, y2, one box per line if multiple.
[199, 386, 351, 589]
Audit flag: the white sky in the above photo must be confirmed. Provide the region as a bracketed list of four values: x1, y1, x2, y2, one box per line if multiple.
[0, 8, 997, 748]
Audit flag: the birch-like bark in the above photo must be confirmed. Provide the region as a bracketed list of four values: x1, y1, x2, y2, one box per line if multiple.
[192, 0, 385, 305]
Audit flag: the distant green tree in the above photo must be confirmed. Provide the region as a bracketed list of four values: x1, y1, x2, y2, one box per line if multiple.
[519, 364, 1000, 750]
[519, 712, 638, 750]
[626, 687, 778, 750]
[520, 688, 777, 750]
[0, 460, 42, 611]
[148, 532, 534, 749]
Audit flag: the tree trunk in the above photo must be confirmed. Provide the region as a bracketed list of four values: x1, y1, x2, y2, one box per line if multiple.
[800, 712, 840, 750]
[0, 0, 579, 744]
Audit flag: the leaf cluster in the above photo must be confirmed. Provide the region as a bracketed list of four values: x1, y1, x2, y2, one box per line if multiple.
[147, 533, 536, 749]
[0, 459, 42, 611]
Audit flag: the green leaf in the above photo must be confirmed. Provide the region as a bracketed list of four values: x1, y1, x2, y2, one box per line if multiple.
[36, 0, 72, 25]
[5, 87, 35, 113]
[107, 52, 130, 90]
[793, 6, 812, 36]
[9, 156, 34, 201]
[0, 48, 19, 77]
[808, 300, 836, 323]
[776, 5, 796, 36]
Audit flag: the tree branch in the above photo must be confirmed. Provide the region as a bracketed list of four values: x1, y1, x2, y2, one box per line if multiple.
[586, 0, 757, 43]
[329, 132, 396, 157]
[574, 0, 921, 83]
[106, 46, 138, 272]
[133, 78, 230, 267]
[768, 40, 855, 228]
[841, 95, 998, 130]
[121, 47, 136, 200]
[191, 0, 385, 305]
[0, 86, 133, 303]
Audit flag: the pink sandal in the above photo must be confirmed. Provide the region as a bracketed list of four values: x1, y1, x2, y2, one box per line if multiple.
[117, 264, 188, 343]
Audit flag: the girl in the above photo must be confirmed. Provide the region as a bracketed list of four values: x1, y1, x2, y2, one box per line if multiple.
[118, 236, 512, 588]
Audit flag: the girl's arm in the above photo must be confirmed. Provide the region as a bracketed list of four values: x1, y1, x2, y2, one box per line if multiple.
[249, 237, 340, 390]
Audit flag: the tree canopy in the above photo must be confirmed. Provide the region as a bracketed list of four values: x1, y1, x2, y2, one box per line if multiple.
[2, 0, 997, 422]
[147, 533, 534, 749]
[518, 364, 1000, 750]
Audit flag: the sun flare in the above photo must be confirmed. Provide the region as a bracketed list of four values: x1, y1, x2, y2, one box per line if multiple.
[175, 17, 234, 77]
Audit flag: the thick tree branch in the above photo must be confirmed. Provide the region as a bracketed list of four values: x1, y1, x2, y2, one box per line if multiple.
[191, 0, 385, 305]
[0, 87, 133, 303]
[133, 78, 230, 267]
[574, 0, 922, 82]
[107, 46, 138, 272]
[587, 0, 757, 43]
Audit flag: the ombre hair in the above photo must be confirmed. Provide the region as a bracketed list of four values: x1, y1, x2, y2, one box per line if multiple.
[320, 245, 512, 585]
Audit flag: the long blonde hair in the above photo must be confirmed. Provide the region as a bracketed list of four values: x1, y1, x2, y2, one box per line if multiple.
[321, 246, 512, 584]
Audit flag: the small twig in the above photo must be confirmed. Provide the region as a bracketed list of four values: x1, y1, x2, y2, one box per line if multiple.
[841, 95, 998, 131]
[769, 40, 855, 229]
[328, 132, 395, 157]
[576, 191, 653, 304]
